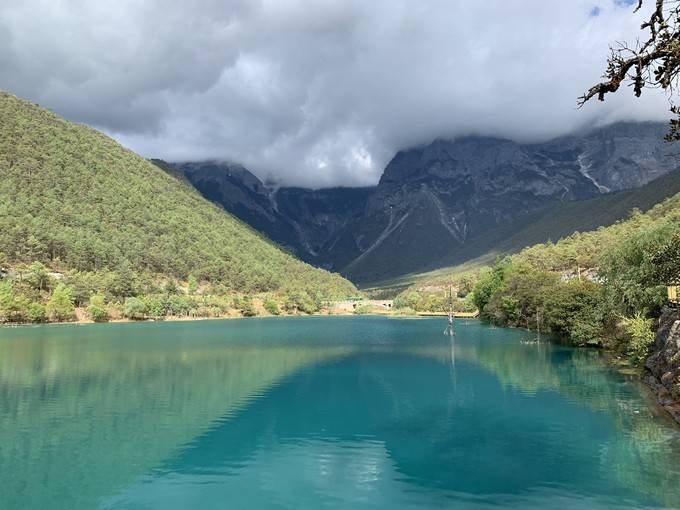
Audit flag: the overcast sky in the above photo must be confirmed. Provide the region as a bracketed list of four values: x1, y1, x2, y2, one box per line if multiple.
[0, 0, 671, 187]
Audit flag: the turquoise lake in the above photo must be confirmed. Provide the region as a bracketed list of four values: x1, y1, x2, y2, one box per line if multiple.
[1, 316, 680, 509]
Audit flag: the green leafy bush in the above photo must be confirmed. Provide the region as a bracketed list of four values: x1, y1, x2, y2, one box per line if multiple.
[27, 302, 47, 323]
[283, 291, 318, 314]
[240, 296, 257, 317]
[124, 297, 147, 320]
[472, 259, 511, 312]
[187, 275, 199, 295]
[263, 299, 280, 315]
[620, 313, 656, 365]
[46, 284, 75, 322]
[353, 304, 373, 315]
[600, 219, 677, 315]
[87, 294, 108, 322]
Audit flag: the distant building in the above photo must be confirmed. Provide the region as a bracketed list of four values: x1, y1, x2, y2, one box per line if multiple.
[669, 286, 679, 306]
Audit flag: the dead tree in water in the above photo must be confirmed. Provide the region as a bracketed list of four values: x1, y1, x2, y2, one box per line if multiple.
[444, 284, 455, 336]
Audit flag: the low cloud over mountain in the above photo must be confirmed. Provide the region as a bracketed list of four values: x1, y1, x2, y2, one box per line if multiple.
[0, 0, 670, 187]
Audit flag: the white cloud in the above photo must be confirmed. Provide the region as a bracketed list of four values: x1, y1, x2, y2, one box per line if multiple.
[0, 0, 670, 187]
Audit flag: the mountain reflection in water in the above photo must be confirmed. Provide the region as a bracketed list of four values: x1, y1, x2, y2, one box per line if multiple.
[1, 317, 678, 510]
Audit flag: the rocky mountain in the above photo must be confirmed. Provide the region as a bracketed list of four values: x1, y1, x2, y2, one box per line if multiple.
[273, 186, 374, 268]
[170, 161, 373, 267]
[343, 122, 674, 282]
[168, 121, 675, 284]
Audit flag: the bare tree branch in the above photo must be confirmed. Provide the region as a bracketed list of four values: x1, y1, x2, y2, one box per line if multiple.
[579, 0, 680, 140]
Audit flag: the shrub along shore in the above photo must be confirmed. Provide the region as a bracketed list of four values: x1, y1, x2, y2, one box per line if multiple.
[391, 195, 680, 369]
[468, 215, 678, 364]
[0, 258, 361, 325]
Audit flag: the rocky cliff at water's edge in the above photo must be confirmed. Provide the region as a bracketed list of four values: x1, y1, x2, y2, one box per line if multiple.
[644, 307, 680, 424]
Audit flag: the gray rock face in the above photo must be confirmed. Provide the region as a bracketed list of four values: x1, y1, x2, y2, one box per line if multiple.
[567, 122, 674, 191]
[342, 122, 674, 282]
[172, 161, 373, 267]
[273, 187, 374, 267]
[643, 307, 680, 425]
[180, 161, 277, 220]
[169, 121, 674, 283]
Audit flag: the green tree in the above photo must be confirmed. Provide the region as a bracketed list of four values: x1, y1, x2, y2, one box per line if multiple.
[284, 291, 318, 314]
[27, 302, 47, 323]
[124, 297, 147, 320]
[394, 291, 422, 311]
[109, 262, 137, 298]
[472, 258, 511, 315]
[0, 251, 7, 275]
[0, 281, 17, 322]
[164, 279, 180, 295]
[27, 261, 50, 292]
[651, 232, 680, 285]
[263, 298, 280, 315]
[542, 281, 604, 346]
[46, 283, 75, 322]
[600, 220, 674, 315]
[187, 275, 199, 295]
[167, 294, 192, 317]
[87, 294, 108, 322]
[240, 296, 257, 317]
[621, 313, 656, 365]
[144, 296, 167, 319]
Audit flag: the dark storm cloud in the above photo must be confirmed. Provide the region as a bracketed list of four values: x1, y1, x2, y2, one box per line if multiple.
[0, 0, 670, 187]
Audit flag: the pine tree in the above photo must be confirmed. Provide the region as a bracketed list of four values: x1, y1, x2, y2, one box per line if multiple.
[187, 275, 198, 295]
[46, 283, 75, 322]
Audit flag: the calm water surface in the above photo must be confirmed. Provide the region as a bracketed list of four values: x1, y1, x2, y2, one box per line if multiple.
[1, 316, 680, 509]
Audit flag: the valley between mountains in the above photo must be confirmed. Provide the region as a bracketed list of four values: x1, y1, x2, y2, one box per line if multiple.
[162, 121, 677, 285]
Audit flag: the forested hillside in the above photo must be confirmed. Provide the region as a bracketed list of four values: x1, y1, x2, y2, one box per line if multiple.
[0, 91, 356, 323]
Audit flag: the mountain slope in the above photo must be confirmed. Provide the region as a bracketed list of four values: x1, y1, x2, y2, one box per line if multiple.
[368, 167, 680, 293]
[273, 186, 374, 267]
[171, 160, 373, 266]
[0, 91, 355, 297]
[174, 122, 673, 285]
[343, 122, 674, 282]
[174, 161, 300, 254]
[382, 170, 680, 295]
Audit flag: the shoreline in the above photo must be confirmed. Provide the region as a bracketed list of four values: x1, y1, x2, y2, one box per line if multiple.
[0, 309, 412, 328]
